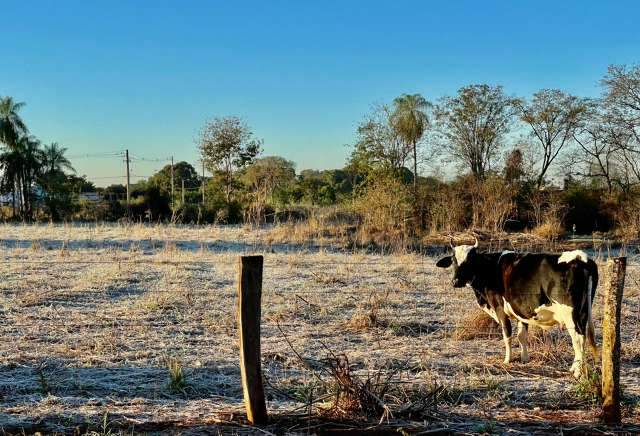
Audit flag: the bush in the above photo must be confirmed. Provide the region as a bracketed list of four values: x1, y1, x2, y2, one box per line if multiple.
[353, 174, 412, 237]
[615, 195, 640, 241]
[470, 175, 516, 231]
[426, 183, 467, 233]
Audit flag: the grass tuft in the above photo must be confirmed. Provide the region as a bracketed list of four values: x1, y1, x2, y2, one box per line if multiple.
[166, 357, 186, 392]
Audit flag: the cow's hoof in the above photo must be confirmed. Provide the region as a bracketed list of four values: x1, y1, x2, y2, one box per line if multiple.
[503, 358, 510, 364]
[570, 362, 582, 378]
[521, 355, 529, 364]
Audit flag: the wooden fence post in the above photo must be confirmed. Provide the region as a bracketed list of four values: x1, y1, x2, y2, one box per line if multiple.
[602, 256, 625, 426]
[237, 255, 268, 425]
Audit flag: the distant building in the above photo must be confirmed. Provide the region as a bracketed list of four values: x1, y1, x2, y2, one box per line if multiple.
[0, 193, 16, 206]
[78, 192, 103, 202]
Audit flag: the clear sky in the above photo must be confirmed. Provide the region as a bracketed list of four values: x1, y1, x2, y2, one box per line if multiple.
[2, 1, 639, 185]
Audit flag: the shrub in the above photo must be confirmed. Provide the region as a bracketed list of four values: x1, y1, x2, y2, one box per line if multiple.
[352, 174, 412, 237]
[470, 175, 516, 231]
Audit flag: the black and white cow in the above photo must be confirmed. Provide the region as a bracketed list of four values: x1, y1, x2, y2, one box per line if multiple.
[436, 240, 599, 377]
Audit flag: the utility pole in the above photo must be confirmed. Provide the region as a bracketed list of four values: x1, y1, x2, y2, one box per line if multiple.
[125, 149, 131, 216]
[181, 179, 185, 205]
[201, 160, 206, 205]
[170, 156, 175, 211]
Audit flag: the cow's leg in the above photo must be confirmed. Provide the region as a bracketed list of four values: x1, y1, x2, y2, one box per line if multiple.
[496, 308, 512, 364]
[517, 321, 529, 363]
[566, 320, 585, 378]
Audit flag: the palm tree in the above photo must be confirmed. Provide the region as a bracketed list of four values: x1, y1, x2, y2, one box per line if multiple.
[0, 97, 28, 218]
[0, 146, 22, 217]
[0, 97, 28, 147]
[5, 134, 44, 220]
[42, 142, 74, 174]
[392, 93, 430, 206]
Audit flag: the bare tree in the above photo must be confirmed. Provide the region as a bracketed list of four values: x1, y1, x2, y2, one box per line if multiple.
[515, 89, 590, 189]
[571, 112, 627, 194]
[602, 64, 640, 144]
[434, 84, 514, 180]
[601, 64, 640, 191]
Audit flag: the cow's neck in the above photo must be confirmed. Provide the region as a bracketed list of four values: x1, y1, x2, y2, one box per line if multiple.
[470, 253, 502, 293]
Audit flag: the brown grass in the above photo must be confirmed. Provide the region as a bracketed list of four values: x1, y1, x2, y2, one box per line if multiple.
[453, 310, 501, 340]
[0, 223, 637, 433]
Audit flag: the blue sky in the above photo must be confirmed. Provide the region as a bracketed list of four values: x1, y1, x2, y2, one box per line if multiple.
[1, 1, 639, 185]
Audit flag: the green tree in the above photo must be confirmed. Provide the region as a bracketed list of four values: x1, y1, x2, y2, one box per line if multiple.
[348, 104, 409, 181]
[39, 143, 75, 220]
[0, 97, 27, 147]
[0, 97, 28, 217]
[392, 93, 430, 196]
[42, 143, 74, 174]
[148, 161, 199, 205]
[241, 156, 296, 222]
[197, 116, 262, 203]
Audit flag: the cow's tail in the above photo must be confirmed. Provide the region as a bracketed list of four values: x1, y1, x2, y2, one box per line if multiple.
[586, 259, 600, 364]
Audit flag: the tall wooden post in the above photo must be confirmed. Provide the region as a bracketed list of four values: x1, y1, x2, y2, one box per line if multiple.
[125, 149, 131, 216]
[602, 257, 625, 425]
[237, 255, 268, 425]
[201, 160, 206, 205]
[170, 156, 175, 211]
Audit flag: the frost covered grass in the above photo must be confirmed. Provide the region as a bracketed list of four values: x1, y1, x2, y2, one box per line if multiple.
[0, 223, 637, 433]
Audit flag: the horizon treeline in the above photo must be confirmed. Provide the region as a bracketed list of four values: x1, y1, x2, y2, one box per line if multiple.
[1, 63, 639, 239]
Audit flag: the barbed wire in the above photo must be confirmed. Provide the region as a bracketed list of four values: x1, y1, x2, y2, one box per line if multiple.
[0, 258, 638, 267]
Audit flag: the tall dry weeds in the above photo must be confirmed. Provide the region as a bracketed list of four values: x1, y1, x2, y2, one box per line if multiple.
[471, 175, 516, 232]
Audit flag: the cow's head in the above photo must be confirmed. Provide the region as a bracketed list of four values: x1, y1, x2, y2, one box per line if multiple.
[435, 238, 479, 288]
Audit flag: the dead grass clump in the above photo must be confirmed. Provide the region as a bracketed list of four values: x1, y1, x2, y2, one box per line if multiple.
[532, 219, 564, 241]
[615, 197, 640, 241]
[471, 175, 516, 232]
[529, 190, 565, 241]
[323, 354, 390, 420]
[452, 310, 501, 340]
[426, 184, 467, 233]
[347, 292, 388, 331]
[527, 327, 573, 366]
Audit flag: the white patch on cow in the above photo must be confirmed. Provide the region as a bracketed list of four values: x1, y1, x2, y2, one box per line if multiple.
[502, 299, 524, 323]
[454, 245, 474, 265]
[503, 297, 573, 331]
[558, 250, 589, 264]
[479, 304, 499, 323]
[505, 296, 585, 375]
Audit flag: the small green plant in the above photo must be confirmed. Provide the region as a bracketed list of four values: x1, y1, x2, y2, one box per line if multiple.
[36, 366, 50, 396]
[166, 357, 186, 392]
[574, 363, 602, 404]
[99, 411, 114, 436]
[473, 420, 498, 434]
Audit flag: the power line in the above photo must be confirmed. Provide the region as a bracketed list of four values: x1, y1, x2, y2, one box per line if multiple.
[66, 151, 125, 159]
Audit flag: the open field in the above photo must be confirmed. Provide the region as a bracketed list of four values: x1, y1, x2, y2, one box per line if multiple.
[0, 223, 638, 434]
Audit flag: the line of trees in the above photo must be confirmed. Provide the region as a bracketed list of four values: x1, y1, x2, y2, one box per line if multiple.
[0, 97, 90, 221]
[344, 64, 640, 238]
[2, 63, 639, 238]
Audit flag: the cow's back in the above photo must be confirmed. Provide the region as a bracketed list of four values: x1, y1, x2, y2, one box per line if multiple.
[499, 252, 595, 321]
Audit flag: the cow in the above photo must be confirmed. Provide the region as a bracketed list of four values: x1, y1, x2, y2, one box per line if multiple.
[436, 239, 599, 378]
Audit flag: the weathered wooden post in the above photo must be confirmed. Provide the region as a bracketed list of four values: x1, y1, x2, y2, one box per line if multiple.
[237, 255, 268, 425]
[602, 257, 625, 426]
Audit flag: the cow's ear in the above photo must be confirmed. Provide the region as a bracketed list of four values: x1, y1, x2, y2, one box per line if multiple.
[436, 256, 453, 268]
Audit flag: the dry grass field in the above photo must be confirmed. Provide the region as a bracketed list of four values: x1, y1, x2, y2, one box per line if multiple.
[0, 223, 638, 434]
